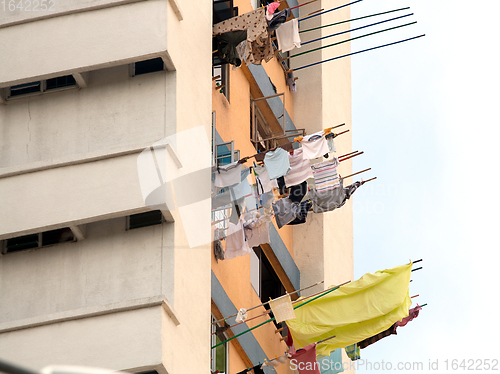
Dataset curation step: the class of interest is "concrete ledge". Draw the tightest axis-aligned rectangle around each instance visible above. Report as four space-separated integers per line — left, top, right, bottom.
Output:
0 295 180 334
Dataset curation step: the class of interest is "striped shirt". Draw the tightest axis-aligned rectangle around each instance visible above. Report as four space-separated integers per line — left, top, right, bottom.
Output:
284 148 313 187
311 158 340 192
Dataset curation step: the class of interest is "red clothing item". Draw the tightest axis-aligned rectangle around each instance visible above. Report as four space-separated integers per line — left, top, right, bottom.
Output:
396 305 422 327
289 343 321 374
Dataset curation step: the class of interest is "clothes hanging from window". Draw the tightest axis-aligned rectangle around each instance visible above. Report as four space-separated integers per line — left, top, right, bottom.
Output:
213 8 267 43
327 136 336 153
311 158 340 192
301 131 329 160
287 200 313 225
235 307 248 323
289 181 308 203
284 148 313 188
264 147 291 180
266 1 280 20
216 30 247 67
357 323 398 349
272 197 298 229
244 212 271 248
309 182 345 213
396 305 422 327
344 344 360 361
286 263 412 356
277 176 288 195
267 8 292 31
215 162 242 187
286 71 297 92
276 18 301 52
214 238 225 262
317 349 344 374
230 167 252 199
225 218 251 259
269 294 296 322
288 343 321 374
236 33 274 66
254 164 278 194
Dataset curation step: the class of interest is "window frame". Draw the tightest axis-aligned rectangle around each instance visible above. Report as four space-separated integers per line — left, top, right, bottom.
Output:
7 75 78 100
211 314 229 374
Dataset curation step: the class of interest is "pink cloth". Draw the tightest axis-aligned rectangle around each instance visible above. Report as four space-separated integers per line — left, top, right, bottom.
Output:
396 305 422 327
289 343 320 374
267 2 280 17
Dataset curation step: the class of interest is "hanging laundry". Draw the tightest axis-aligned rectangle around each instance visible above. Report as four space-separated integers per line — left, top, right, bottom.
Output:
235 308 248 323
286 263 413 356
284 148 313 188
326 135 336 153
216 30 247 67
214 238 225 262
287 200 313 225
357 323 397 349
272 197 299 229
276 18 301 52
265 1 280 21
213 8 267 43
288 343 321 374
269 294 296 322
254 164 278 194
344 344 360 361
301 131 330 160
277 176 288 195
267 8 292 31
244 212 271 248
230 167 253 199
264 147 291 179
236 33 274 66
286 71 297 92
289 181 308 203
396 305 422 327
317 349 344 374
214 161 242 187
225 218 252 259
309 179 363 213
311 158 340 192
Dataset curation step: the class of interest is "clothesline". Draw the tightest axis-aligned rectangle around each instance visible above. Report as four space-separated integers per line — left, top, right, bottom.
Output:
286 34 425 73
299 7 410 34
299 0 364 23
279 21 417 62
211 280 324 325
211 280 351 349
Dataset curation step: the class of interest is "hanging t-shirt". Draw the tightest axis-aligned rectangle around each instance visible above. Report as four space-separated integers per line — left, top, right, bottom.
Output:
254 164 278 194
301 131 329 160
284 148 313 188
309 180 346 214
311 158 340 192
225 219 251 259
244 216 271 248
214 162 242 187
272 197 298 229
264 148 291 180
289 343 321 374
269 294 296 322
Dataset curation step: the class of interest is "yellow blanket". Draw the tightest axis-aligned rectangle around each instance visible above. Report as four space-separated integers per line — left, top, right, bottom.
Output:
287 263 412 356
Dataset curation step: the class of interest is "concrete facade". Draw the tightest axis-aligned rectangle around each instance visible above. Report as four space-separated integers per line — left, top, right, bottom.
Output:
1 1 354 374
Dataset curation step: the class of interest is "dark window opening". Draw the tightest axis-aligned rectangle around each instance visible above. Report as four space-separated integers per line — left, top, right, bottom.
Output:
134 58 165 76
46 75 76 90
10 81 41 97
3 227 75 254
128 210 163 230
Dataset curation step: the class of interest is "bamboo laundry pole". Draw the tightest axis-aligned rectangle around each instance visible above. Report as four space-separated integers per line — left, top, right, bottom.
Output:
212 280 324 325
362 176 377 184
287 34 425 73
279 21 417 62
301 13 414 46
411 267 422 272
299 7 410 34
299 0 364 23
211 280 351 349
341 168 371 180
339 151 364 162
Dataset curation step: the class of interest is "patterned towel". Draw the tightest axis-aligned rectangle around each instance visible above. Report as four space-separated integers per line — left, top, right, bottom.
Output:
311 158 340 192
269 294 296 322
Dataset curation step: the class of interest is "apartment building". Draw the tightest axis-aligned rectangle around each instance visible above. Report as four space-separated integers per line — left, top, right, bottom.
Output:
1 0 353 373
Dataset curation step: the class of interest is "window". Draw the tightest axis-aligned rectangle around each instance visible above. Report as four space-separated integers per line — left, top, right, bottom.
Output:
127 210 164 230
216 141 239 166
2 228 75 254
133 58 165 76
8 74 77 99
46 75 76 90
211 315 229 374
213 64 229 100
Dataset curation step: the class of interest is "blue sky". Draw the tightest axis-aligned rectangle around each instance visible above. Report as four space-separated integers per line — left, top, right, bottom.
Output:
351 0 500 372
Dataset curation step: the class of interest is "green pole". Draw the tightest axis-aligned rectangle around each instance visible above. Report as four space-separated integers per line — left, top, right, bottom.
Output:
289 21 417 60
300 7 410 34
211 282 349 349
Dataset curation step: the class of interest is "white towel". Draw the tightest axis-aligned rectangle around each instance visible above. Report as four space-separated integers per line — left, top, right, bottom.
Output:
276 19 301 53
